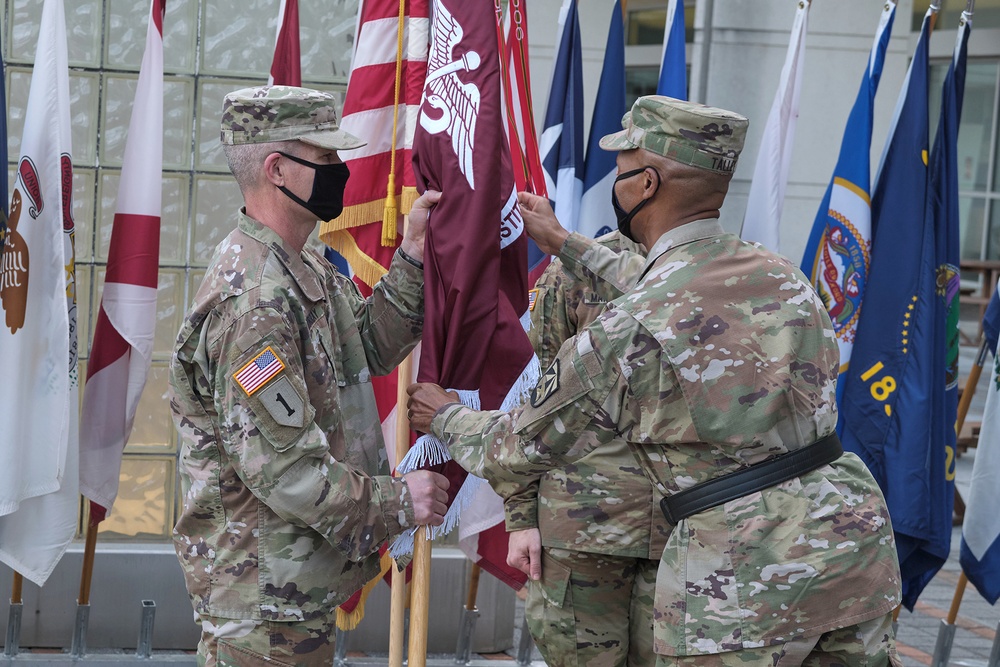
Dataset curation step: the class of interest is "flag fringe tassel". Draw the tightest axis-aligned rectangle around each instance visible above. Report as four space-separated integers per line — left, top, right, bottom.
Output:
319 188 420 236
388 349 539 560
335 550 394 631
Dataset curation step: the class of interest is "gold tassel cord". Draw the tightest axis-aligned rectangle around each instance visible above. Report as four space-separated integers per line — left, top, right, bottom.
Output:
382 0 407 247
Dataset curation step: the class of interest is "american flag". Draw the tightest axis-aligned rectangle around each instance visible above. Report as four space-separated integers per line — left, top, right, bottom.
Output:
234 348 284 396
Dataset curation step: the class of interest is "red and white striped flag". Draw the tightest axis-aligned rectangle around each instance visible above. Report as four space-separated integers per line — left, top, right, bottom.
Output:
320 0 429 471
319 0 430 629
0 0 78 586
79 0 164 523
498 0 546 199
268 0 300 86
319 0 429 289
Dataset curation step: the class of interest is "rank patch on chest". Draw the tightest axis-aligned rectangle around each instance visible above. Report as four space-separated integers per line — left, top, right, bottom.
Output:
528 288 539 312
233 346 285 396
531 359 560 407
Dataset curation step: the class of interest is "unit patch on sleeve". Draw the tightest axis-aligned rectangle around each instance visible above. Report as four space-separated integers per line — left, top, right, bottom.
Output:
530 359 560 407
233 346 285 396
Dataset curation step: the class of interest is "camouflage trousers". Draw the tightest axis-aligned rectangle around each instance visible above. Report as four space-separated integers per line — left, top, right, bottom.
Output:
656 612 902 666
196 614 336 667
525 547 659 667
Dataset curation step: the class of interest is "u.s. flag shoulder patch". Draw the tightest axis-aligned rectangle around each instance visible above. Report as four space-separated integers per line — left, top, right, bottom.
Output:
233 346 285 396
528 289 539 312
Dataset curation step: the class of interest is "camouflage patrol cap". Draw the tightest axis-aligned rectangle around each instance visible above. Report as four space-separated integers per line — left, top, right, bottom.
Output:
220 85 366 150
600 95 748 174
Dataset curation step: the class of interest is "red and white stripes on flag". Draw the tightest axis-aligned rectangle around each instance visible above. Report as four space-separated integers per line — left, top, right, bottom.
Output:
319 0 430 288
79 0 164 523
268 0 301 86
0 0 78 586
740 0 810 254
498 0 546 198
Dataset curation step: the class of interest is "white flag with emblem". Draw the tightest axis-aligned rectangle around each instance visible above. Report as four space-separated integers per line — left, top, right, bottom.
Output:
0 0 79 586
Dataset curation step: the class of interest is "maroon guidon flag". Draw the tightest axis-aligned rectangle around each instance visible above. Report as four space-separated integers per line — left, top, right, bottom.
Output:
391 0 536 590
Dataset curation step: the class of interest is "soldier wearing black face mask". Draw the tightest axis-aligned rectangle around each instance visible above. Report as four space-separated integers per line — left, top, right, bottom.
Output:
169 85 451 667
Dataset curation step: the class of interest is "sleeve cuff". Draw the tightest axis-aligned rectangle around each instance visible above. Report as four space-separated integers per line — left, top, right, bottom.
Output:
504 498 539 531
560 232 598 274
397 247 424 270
376 475 416 537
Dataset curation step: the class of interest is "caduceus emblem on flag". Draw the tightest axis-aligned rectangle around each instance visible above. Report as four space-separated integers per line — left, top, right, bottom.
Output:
419 2 481 189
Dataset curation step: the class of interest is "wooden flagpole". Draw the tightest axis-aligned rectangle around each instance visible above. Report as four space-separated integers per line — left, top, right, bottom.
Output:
944 336 991 624
10 573 22 606
78 510 100 606
408 526 432 667
389 213 415 667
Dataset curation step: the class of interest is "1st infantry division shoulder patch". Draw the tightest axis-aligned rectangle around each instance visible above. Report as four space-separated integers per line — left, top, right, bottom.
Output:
234 346 285 396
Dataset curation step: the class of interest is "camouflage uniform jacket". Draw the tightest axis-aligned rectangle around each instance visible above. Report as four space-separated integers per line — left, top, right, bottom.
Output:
432 219 902 656
503 231 669 558
169 211 421 622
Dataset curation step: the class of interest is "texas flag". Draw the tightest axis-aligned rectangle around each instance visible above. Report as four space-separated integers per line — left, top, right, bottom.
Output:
79 0 164 522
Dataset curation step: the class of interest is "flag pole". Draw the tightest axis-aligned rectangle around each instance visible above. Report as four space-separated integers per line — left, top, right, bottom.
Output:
929 336 989 667
390 351 414 667
454 563 482 662
70 509 99 658
408 525 432 667
4 573 23 657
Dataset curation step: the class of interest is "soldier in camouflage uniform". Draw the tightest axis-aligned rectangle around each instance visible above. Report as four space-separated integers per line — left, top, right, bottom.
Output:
500 229 663 667
169 86 450 667
409 96 903 666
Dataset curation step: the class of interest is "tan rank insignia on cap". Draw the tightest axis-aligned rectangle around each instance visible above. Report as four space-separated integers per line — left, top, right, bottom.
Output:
528 288 539 312
233 346 285 396
530 359 560 407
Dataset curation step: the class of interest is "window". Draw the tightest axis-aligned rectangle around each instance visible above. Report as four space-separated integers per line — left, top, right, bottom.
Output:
624 2 694 107
3 0 357 540
929 60 1000 264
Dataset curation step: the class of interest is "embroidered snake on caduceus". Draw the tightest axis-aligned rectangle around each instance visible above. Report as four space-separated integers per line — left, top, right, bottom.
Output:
420 1 481 190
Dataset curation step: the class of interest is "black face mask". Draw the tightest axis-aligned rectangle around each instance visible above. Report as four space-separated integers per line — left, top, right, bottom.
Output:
275 151 351 221
611 166 659 243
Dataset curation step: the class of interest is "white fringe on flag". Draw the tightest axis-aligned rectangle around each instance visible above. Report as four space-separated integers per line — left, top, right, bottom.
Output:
389 314 540 558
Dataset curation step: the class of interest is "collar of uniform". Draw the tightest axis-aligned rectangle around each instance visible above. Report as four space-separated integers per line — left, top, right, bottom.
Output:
637 218 725 282
237 210 325 302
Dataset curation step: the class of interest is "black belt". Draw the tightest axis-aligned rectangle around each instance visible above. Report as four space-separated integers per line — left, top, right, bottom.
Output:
659 433 843 525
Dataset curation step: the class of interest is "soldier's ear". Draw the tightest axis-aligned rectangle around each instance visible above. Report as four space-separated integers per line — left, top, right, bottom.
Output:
262 152 285 187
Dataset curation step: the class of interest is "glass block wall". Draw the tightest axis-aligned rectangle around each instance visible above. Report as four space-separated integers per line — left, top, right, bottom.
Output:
2 0 357 540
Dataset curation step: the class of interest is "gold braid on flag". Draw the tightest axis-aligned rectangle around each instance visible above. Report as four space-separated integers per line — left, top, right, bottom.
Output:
336 551 394 630
325 226 390 286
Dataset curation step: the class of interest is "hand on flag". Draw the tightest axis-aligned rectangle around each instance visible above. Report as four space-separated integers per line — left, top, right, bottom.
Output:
406 382 460 434
399 189 442 261
517 191 569 255
401 470 451 526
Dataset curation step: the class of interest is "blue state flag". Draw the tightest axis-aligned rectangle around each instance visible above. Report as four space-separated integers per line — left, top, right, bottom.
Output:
922 10 972 606
837 7 943 609
539 0 584 239
962 276 1000 605
657 0 686 99
578 0 625 239
800 1 896 396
